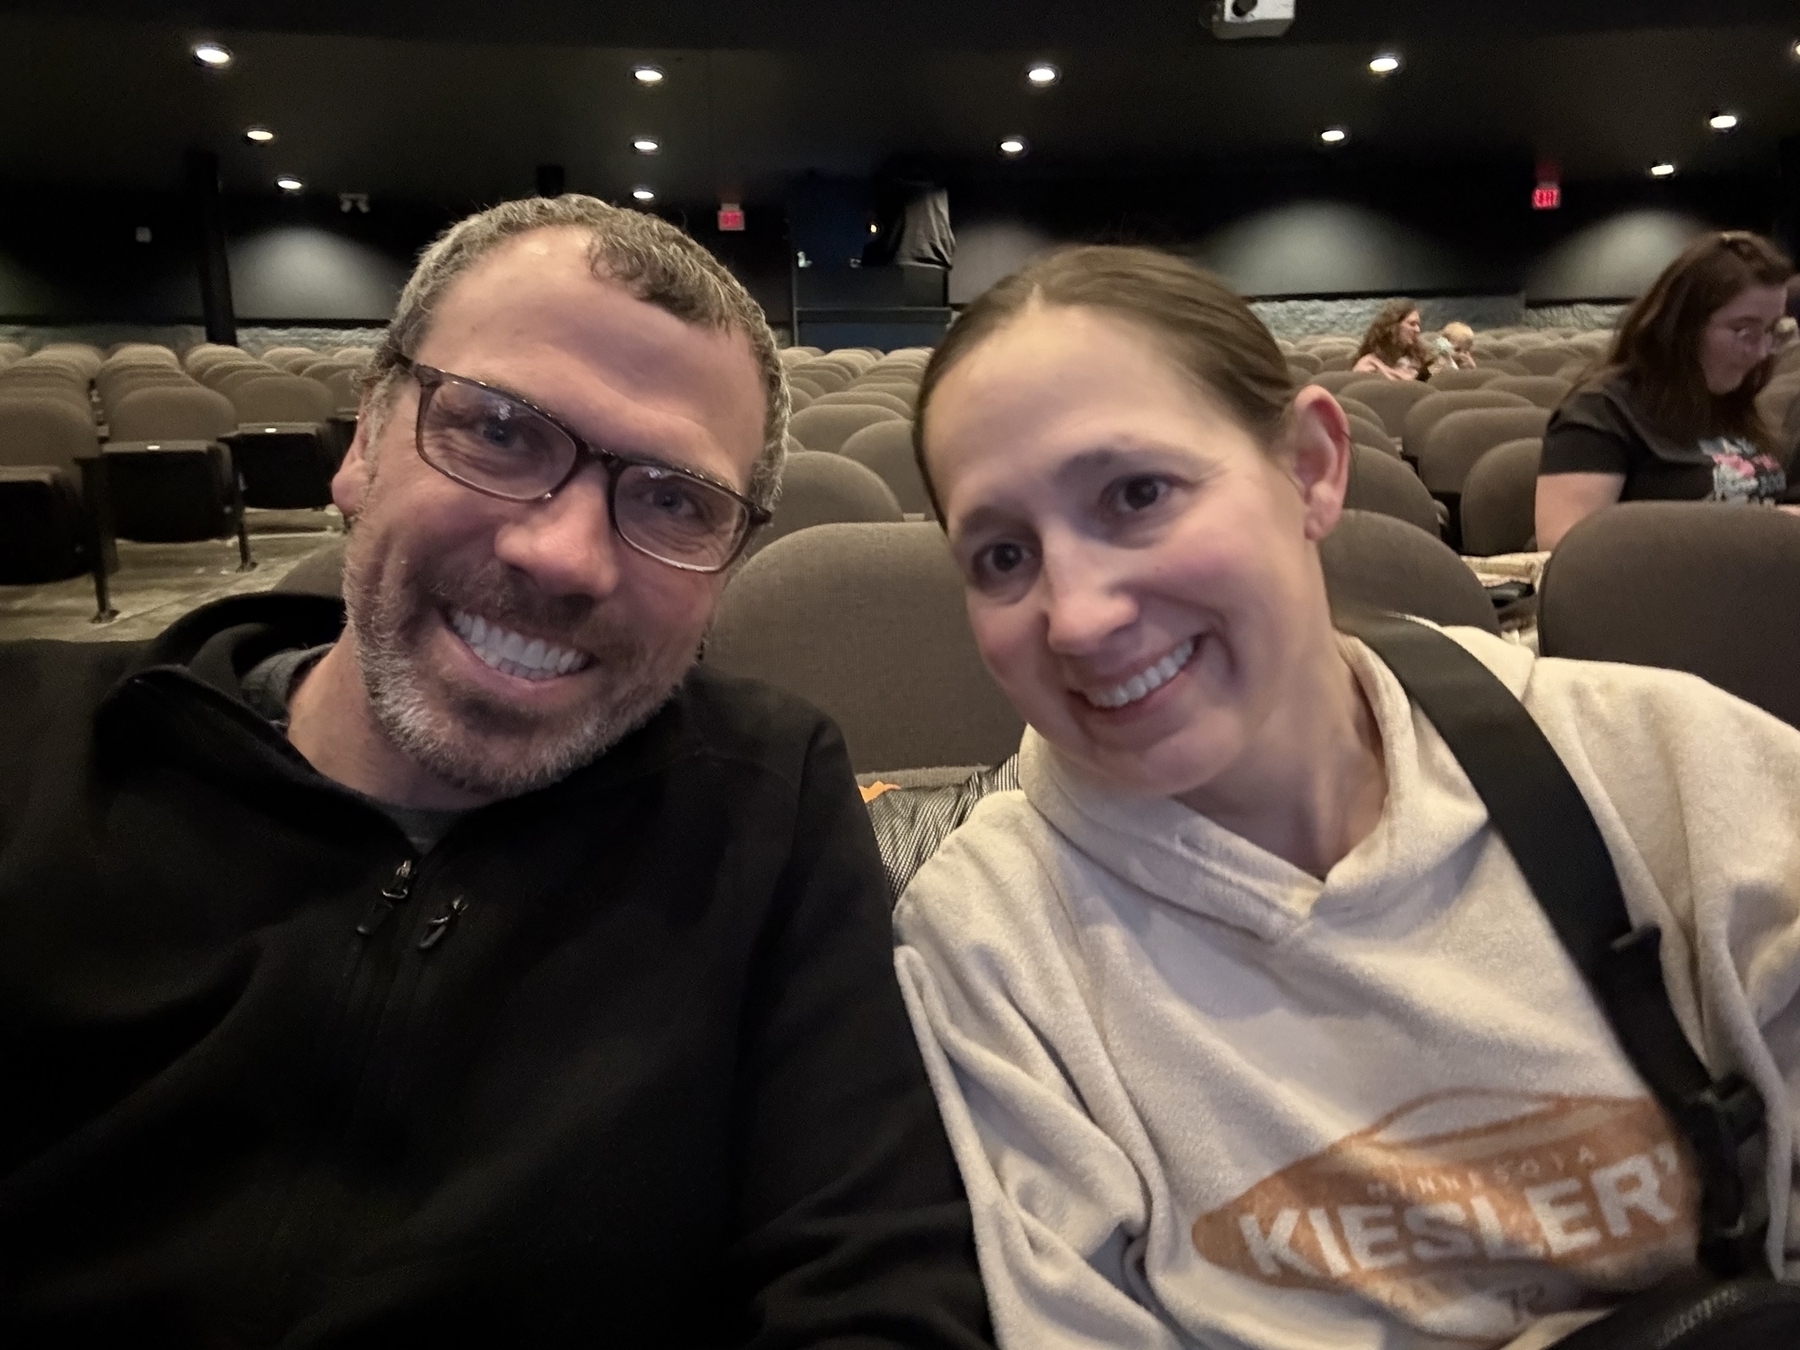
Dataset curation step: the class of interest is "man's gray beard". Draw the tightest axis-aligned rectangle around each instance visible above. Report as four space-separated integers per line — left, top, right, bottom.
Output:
341 538 693 800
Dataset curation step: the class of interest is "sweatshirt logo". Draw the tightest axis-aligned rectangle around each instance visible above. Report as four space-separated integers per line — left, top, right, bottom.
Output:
1191 1091 1697 1343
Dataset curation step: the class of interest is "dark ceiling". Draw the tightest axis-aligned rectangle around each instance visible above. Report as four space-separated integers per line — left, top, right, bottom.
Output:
0 2 1796 208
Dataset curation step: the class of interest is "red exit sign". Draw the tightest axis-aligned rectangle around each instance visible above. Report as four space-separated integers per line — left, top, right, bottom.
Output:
717 204 746 232
1533 183 1561 210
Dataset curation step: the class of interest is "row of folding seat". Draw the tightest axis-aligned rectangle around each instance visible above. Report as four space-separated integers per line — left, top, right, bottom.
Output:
1278 327 1612 381
1319 376 1554 552
0 339 365 610
780 337 1796 563
714 501 1798 771
772 347 1571 556
779 346 936 519
269 502 1798 776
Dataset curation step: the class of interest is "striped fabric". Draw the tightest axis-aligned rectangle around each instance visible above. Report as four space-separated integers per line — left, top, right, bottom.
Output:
863 756 1021 904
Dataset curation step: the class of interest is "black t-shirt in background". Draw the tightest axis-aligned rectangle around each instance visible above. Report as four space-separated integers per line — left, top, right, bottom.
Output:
1539 376 1788 505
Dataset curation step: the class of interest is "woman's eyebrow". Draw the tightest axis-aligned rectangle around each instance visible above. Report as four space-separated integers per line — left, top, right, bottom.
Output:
949 501 1016 542
1052 442 1202 487
950 442 1201 536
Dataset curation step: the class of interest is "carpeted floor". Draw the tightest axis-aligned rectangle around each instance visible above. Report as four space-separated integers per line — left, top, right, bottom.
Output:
0 509 345 644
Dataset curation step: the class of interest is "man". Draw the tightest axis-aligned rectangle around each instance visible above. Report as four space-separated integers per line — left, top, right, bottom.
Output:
0 196 991 1348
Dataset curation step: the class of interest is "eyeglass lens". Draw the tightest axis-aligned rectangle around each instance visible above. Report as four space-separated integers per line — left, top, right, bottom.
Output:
418 373 751 570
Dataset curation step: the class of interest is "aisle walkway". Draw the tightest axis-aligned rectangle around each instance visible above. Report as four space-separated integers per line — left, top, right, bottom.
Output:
0 510 342 643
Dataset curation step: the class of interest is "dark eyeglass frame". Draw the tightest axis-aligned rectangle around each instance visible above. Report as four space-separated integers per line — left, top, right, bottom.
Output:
397 355 770 573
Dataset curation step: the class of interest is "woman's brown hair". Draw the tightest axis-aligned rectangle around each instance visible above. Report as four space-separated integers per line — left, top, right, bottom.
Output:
1579 230 1793 456
1354 298 1426 367
912 245 1295 518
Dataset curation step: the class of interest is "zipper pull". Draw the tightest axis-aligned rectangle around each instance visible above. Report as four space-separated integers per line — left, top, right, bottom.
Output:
356 858 415 937
418 895 468 951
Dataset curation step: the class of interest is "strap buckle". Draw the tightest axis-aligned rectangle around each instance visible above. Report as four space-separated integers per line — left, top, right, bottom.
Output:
1681 1072 1766 1277
1604 927 1766 1278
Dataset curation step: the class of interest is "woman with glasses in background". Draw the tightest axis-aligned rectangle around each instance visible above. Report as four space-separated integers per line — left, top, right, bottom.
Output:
1536 231 1795 550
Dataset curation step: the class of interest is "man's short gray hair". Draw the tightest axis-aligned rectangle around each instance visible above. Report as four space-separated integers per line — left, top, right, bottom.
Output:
365 194 788 511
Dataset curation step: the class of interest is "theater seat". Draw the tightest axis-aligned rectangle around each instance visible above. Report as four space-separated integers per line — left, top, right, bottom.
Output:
1426 368 1501 391
746 451 902 557
790 363 851 394
1417 406 1552 548
840 420 934 515
0 395 102 581
1334 395 1385 432
1344 446 1441 538
109 385 238 442
1485 375 1573 410
1537 501 1800 729
810 389 913 418
706 522 1024 772
1459 439 1542 556
1345 414 1397 458
1516 346 1582 376
1338 378 1437 437
230 375 334 425
788 402 905 455
0 464 87 582
1321 509 1500 634
101 441 240 544
228 426 341 508
1400 389 1533 463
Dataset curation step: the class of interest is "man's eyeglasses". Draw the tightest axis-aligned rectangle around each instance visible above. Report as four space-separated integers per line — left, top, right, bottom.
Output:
399 357 769 574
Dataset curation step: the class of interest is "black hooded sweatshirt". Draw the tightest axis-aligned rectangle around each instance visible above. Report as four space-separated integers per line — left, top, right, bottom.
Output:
0 593 991 1349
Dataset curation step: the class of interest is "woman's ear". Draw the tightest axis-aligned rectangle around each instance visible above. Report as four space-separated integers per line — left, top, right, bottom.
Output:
1282 385 1353 542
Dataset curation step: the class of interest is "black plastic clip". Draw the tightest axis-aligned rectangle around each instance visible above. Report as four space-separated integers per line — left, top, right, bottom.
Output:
1684 1073 1767 1277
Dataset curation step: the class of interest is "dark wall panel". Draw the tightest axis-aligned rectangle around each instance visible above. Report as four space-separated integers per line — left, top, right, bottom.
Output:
946 165 1780 305
1523 208 1713 302
0 182 790 328
1191 203 1470 297
0 187 199 320
228 227 410 322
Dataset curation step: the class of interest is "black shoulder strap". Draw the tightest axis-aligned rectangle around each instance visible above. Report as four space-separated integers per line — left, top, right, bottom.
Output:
1342 615 1766 1277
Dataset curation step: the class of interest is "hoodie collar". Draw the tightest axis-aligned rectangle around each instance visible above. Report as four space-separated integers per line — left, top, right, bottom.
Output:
1019 634 1499 941
142 592 349 701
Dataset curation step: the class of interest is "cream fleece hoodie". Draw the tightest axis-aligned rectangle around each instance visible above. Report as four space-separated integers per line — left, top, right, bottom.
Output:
895 626 1800 1350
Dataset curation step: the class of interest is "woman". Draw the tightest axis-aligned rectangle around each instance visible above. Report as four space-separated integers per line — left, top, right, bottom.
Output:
893 245 1800 1350
1351 299 1429 380
1536 231 1793 550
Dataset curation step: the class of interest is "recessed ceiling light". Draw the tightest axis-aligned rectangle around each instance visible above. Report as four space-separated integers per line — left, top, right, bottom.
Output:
632 136 660 154
1369 53 1401 75
633 64 664 86
244 126 275 144
998 136 1029 157
632 186 656 202
1708 112 1739 131
1649 162 1677 178
191 41 233 68
1320 126 1349 144
275 175 303 193
1026 62 1061 87
1791 37 1800 60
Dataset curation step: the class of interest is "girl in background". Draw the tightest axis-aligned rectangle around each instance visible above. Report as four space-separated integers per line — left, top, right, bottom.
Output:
1536 231 1793 549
